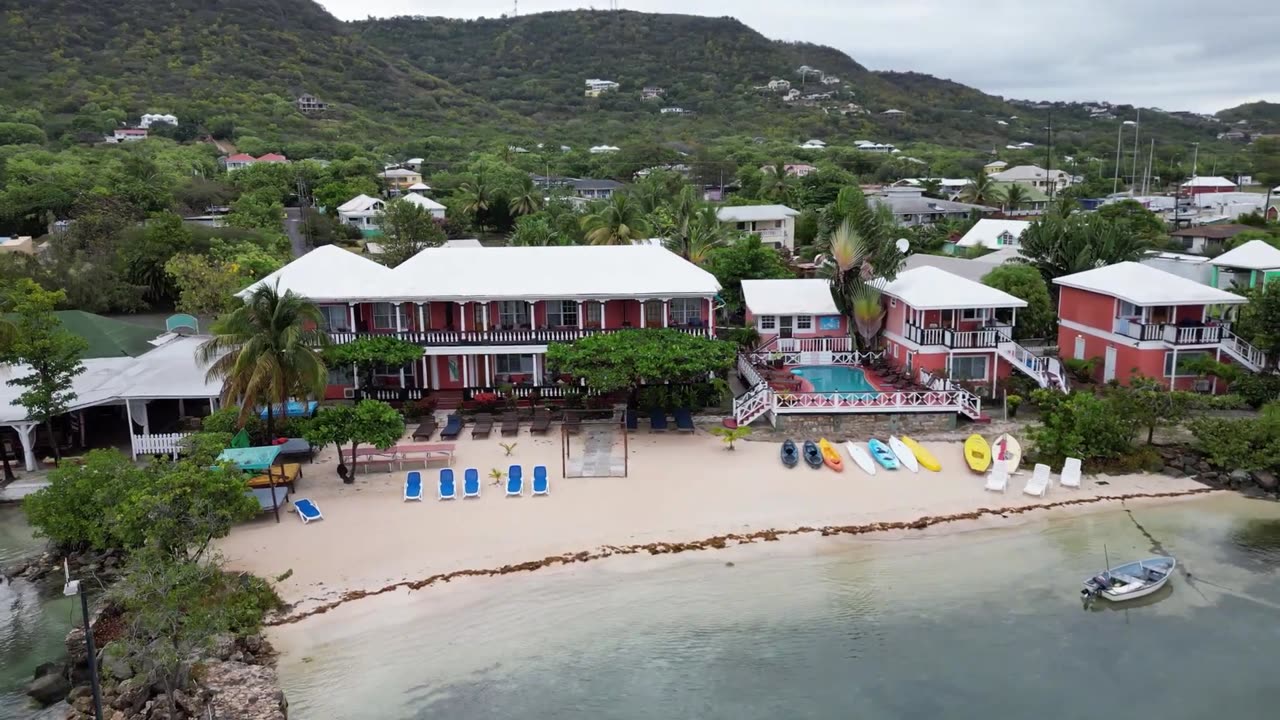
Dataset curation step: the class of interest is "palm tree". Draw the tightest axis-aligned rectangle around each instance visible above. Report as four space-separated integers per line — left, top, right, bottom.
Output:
1001 183 1028 212
199 282 330 439
456 173 494 229
820 189 908 351
581 194 650 245
762 160 795 203
960 168 1000 206
507 176 543 217
665 206 727 265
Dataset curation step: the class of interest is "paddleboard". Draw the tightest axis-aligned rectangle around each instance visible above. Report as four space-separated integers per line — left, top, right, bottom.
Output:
898 436 941 472
992 433 1022 474
844 442 877 476
888 435 919 473
964 434 992 473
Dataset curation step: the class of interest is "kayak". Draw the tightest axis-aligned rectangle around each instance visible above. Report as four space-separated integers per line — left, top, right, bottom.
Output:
898 436 941 472
818 438 844 472
992 433 1021 474
888 436 919 473
867 439 899 470
844 442 877 476
802 440 823 469
964 434 992 473
781 439 799 468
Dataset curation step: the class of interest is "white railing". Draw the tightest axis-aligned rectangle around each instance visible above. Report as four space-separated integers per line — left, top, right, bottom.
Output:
947 330 999 349
773 389 976 415
1220 330 1267 371
918 368 982 419
776 336 854 353
329 327 713 346
131 432 191 459
743 350 881 368
906 324 947 346
993 331 1068 392
733 382 775 426
1163 324 1225 345
737 354 766 388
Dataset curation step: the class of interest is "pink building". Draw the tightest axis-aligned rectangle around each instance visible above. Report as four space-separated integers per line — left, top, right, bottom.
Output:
1053 262 1260 390
742 279 850 352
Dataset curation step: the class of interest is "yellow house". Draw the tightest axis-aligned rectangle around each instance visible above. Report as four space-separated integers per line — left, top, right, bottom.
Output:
381 168 423 192
983 160 1008 176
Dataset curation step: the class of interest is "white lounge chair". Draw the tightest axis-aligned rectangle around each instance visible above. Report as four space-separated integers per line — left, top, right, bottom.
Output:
1060 458 1082 488
1024 464 1050 497
984 464 1007 493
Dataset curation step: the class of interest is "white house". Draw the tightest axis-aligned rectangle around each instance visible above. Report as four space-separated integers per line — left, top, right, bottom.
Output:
990 165 1073 192
139 113 177 128
337 195 385 233
953 219 1032 251
716 205 801 251
798 139 827 150
983 161 1008 175
400 193 447 219
584 79 620 97
854 140 897 153
589 145 621 154
768 79 792 91
112 128 148 142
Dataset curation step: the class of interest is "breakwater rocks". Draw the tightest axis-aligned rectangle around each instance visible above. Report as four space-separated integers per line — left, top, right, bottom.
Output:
1156 447 1280 498
268 487 1216 626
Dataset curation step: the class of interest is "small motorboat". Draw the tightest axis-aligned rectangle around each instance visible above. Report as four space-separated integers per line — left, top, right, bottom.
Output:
867 439 899 470
888 436 918 473
1081 556 1176 605
898 436 941 471
818 438 844 472
992 433 1022 474
780 439 799 468
964 434 991 473
802 440 823 469
844 442 877 476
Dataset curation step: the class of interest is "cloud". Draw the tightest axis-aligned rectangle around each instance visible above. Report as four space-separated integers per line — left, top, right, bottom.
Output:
319 0 1280 112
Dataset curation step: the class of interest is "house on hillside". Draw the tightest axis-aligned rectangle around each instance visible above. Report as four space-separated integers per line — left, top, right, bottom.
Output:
950 219 1032 253
139 113 177 128
0 236 35 255
221 153 289 172
1054 262 1260 390
337 195 385 235
762 164 817 178
983 161 1008 175
990 182 1050 213
296 94 327 113
768 79 792 91
112 128 148 142
1208 240 1280 289
798 139 827 150
381 168 423 192
584 79 620 97
881 109 906 120
989 165 1073 193
569 179 625 200
716 205 801 251
641 86 664 100
589 145 620 154
1168 224 1255 255
869 188 994 227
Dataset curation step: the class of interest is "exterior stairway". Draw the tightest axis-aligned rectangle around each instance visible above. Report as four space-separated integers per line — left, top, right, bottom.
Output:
995 333 1069 392
1219 330 1267 372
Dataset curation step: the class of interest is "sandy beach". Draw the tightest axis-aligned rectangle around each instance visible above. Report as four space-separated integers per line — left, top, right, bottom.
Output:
216 426 1212 619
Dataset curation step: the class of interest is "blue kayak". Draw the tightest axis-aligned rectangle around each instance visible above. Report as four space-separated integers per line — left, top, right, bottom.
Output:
867 439 899 470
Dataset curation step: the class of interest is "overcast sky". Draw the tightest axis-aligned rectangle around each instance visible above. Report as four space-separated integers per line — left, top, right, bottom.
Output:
318 0 1279 113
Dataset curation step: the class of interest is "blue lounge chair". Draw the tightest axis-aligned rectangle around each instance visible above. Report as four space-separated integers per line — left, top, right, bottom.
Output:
294 498 323 524
673 408 695 433
438 468 457 500
649 409 669 432
440 413 463 440
404 471 423 501
463 468 480 498
506 465 523 497
532 465 549 496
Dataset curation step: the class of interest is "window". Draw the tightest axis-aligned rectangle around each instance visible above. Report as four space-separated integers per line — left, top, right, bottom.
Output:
373 362 405 385
372 303 405 330
498 301 529 328
1164 350 1209 376
670 298 702 325
584 301 604 328
644 300 663 326
546 300 579 327
495 354 535 376
1116 300 1140 319
327 365 353 386
960 308 986 322
319 305 350 332
795 315 813 331
472 303 487 330
949 355 988 381
759 315 777 331
997 231 1018 246
889 297 897 308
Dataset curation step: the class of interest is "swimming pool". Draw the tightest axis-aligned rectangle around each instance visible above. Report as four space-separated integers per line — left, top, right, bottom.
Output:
789 366 879 394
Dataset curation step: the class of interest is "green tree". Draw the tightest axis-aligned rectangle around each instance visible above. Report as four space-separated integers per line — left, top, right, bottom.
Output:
115 459 259 562
374 198 446 266
704 235 794 312
918 178 944 199
981 264 1055 339
0 122 46 145
164 254 253 317
581 193 650 245
24 450 134 550
664 205 727 265
304 400 405 481
1116 375 1196 445
121 212 193 305
761 160 796 204
1001 182 1027 211
544 329 736 401
455 173 497 229
1096 199 1166 242
1233 281 1280 368
0 280 87 464
960 168 1001 206
507 175 544 216
225 192 283 232
1017 213 1149 284
1026 389 1139 465
822 189 906 350
199 283 330 439
323 336 425 390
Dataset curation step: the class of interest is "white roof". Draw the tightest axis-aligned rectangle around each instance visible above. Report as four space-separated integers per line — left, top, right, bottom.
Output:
877 266 1026 310
442 238 483 248
1209 240 1280 270
1053 262 1248 306
991 165 1067 182
387 245 718 300
337 194 382 214
405 158 424 164
240 245 393 302
955 219 1032 248
984 160 1008 168
716 205 800 222
400 194 446 211
741 279 840 315
407 182 431 191
382 168 419 178
1182 176 1237 188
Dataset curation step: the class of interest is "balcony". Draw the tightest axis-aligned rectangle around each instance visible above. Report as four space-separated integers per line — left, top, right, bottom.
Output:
1112 319 1229 345
328 326 713 347
904 323 1001 349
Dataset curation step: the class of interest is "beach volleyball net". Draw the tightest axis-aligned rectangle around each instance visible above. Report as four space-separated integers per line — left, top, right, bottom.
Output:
560 405 629 478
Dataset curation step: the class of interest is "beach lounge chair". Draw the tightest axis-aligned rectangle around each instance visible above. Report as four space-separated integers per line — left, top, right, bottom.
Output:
440 414 463 440
530 408 551 435
532 465 549 496
404 471 423 501
472 413 494 438
673 408 695 433
565 413 581 435
500 411 519 437
1024 464 1051 497
438 468 457 500
1060 457 1082 488
463 468 480 498
294 498 323 524
625 408 638 431
412 416 438 440
984 464 1007 493
649 409 669 432
506 465 523 497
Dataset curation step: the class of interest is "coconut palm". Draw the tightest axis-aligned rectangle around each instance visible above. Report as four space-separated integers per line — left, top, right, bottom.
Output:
199 282 330 439
581 193 650 245
455 173 495 228
1002 183 1029 212
960 168 1000 206
507 176 543 217
665 205 727 265
762 160 796 203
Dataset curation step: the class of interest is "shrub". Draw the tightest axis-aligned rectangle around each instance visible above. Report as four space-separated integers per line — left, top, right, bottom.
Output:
1189 402 1280 473
1026 389 1138 466
723 327 761 350
1229 373 1280 409
202 406 261 437
472 392 501 413
1062 357 1099 384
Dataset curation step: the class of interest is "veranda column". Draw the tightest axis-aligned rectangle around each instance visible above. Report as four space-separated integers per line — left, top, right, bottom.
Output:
662 299 669 328
348 303 357 333
417 302 426 332
485 355 492 386
13 422 38 471
482 302 490 332
639 300 646 329
528 301 536 330
707 297 715 335
395 305 406 385
532 354 541 387
577 300 584 330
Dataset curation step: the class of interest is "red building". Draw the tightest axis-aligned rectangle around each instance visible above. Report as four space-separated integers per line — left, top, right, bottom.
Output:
1179 175 1238 197
742 278 850 353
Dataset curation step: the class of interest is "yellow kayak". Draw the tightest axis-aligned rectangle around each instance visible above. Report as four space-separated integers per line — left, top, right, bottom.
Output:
898 436 941 472
818 438 844 472
965 434 992 473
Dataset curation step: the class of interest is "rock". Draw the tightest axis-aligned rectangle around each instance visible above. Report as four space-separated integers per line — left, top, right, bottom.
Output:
113 677 150 713
109 711 127 720
100 642 134 682
33 661 61 679
26 672 71 706
1254 470 1278 491
208 633 236 662
200 660 287 720
242 634 264 655
1229 469 1250 484
173 688 203 716
67 684 93 703
72 695 93 714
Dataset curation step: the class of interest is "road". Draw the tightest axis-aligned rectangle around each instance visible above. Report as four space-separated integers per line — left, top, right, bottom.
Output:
284 207 309 258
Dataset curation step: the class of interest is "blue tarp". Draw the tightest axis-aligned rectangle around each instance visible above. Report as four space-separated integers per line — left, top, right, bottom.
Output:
257 401 318 419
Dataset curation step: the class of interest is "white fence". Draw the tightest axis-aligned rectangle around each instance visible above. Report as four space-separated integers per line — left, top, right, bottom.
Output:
131 432 191 459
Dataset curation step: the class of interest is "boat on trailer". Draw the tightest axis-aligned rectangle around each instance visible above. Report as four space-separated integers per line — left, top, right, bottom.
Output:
1081 556 1176 605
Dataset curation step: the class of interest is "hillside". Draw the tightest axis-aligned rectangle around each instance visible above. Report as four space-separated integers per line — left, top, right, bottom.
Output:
1217 101 1280 133
0 0 515 144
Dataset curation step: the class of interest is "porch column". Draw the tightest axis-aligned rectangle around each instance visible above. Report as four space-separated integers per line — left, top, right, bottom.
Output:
457 302 467 332
348 303 357 333
482 302 490 332
662 299 669 328
533 354 542 387
485 354 492 386
577 300 584 330
462 355 470 388
600 301 608 330
208 396 218 411
707 298 715 335
528 301 536 329
395 307 406 385
126 401 137 459
177 399 186 418
640 301 646 329
1170 346 1178 390
991 350 998 396
417 302 426 331
11 422 38 471
1213 347 1221 393
1011 307 1017 329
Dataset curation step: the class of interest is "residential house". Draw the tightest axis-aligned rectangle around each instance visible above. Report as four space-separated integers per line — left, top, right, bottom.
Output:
222 153 289 172
660 107 688 115
742 279 848 351
881 109 906 119
901 250 1020 283
296 94 327 113
951 219 1032 253
589 145 620 154
381 168 423 192
763 164 817 178
256 153 288 165
1168 224 1255 255
240 245 720 399
768 79 792 91
1181 176 1238 196
820 75 841 85
112 128 148 142
400 193 447 219
854 140 897 153
838 103 868 116
1054 262 1261 390
983 161 1008 175
585 79 620 97
0 236 35 255
1140 251 1213 286
869 188 993 227
1208 240 1280 289
569 179 625 200
990 181 1050 213
716 205 801 251
798 139 827 150
893 177 973 198
139 113 177 128
406 182 432 194
337 194 386 234
989 164 1072 193
783 89 802 102
641 86 664 100
404 158 425 172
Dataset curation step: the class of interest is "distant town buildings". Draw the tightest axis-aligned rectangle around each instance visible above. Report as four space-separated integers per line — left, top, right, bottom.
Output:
585 79 620 97
139 113 177 128
221 153 290 171
295 94 327 113
641 86 664 101
588 145 620 154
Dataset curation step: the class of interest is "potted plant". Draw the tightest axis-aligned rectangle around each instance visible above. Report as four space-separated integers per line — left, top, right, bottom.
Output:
1006 394 1022 418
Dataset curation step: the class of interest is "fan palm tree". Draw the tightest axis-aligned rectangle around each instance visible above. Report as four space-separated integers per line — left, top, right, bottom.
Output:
507 176 543 217
820 190 908 351
198 282 330 439
581 194 650 245
960 168 1000 206
1001 182 1028 212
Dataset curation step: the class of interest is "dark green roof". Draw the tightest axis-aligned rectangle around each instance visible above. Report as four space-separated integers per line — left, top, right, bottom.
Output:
51 311 160 359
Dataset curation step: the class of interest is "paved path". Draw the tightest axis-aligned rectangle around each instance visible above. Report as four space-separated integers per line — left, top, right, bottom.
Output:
284 207 308 258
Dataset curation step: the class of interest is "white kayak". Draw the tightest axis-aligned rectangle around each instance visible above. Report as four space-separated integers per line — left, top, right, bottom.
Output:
845 442 877 476
888 435 919 473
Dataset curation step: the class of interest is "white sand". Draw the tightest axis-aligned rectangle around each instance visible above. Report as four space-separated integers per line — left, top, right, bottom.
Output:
215 428 1210 618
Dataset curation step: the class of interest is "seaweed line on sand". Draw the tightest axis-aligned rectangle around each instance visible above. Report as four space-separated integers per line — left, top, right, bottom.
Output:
266 488 1215 626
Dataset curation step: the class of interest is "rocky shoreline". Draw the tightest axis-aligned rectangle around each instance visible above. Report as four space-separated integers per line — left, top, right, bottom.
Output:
1155 447 1279 498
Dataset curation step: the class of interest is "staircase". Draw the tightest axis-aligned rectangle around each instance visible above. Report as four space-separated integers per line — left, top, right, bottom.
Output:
996 334 1069 392
1219 330 1267 372
732 382 775 427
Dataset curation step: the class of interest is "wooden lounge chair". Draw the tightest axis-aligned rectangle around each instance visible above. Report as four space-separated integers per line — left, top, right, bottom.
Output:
472 413 494 438
530 408 551 435
412 415 438 440
500 411 519 437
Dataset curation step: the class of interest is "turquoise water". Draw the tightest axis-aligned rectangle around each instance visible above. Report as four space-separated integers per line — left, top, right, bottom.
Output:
276 496 1280 719
790 365 878 393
